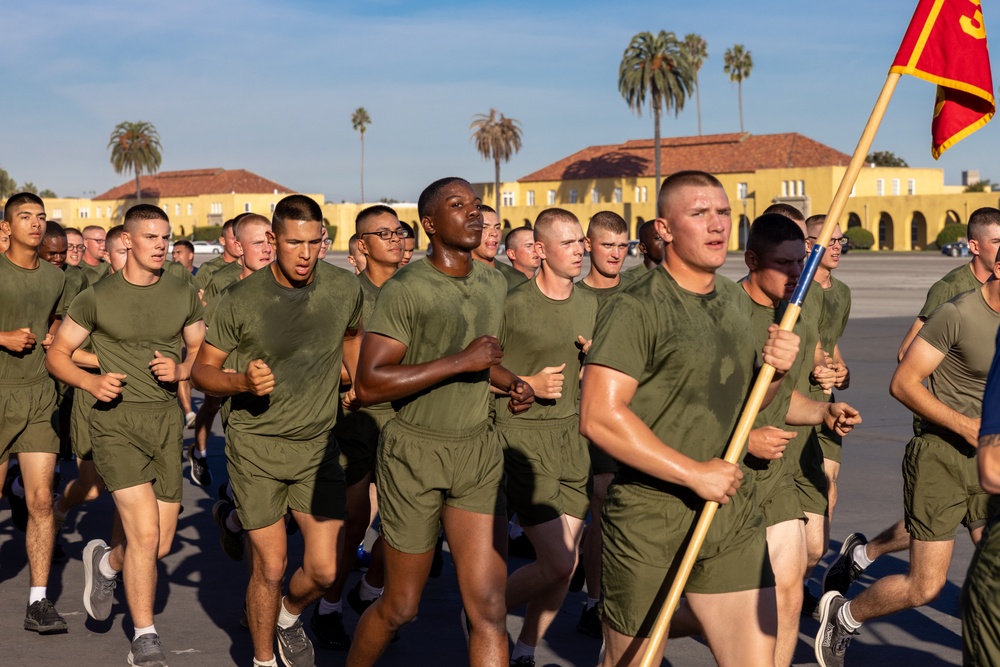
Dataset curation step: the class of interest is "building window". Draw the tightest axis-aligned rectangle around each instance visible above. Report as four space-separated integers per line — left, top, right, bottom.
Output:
547 190 556 205
244 202 252 213
908 179 916 195
876 179 884 196
635 186 641 202
187 203 193 215
781 181 789 197
211 202 222 215
737 182 748 200
106 207 111 218
502 191 515 207
162 205 168 214
270 202 276 213
613 187 622 204
569 189 578 204
527 190 535 207
591 188 600 204
797 180 805 196
79 208 89 219
95 207 102 219
175 204 180 216
52 208 62 220
892 178 900 196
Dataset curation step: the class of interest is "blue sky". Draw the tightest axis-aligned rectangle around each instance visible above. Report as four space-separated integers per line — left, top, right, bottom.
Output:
3 0 1000 202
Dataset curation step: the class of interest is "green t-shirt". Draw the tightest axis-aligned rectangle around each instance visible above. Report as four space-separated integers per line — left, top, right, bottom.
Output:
202 260 242 303
194 255 233 291
818 275 851 354
585 267 756 491
919 262 982 319
80 260 109 285
917 287 1000 429
0 254 68 382
68 270 203 402
365 257 507 432
207 262 363 441
495 260 529 291
621 262 651 282
61 265 89 315
162 260 197 288
789 284 826 451
497 279 598 421
576 271 636 305
358 270 382 327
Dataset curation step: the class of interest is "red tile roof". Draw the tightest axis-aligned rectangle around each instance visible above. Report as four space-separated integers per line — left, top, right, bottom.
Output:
94 168 295 200
517 133 851 182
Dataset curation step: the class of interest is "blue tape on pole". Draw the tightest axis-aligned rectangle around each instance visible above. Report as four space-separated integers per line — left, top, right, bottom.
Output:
790 244 826 307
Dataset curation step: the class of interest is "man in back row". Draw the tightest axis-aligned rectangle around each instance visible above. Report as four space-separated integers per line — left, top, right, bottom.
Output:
473 204 529 290
504 226 539 281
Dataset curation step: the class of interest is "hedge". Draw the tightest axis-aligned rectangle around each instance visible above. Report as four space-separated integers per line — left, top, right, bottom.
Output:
935 224 966 249
844 226 874 250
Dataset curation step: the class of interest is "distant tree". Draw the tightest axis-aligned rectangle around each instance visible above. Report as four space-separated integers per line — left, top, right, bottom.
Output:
351 107 371 203
935 223 967 247
108 121 162 204
965 179 994 193
844 226 874 250
866 151 909 167
723 44 753 133
682 33 708 136
619 30 694 193
20 182 38 195
39 189 58 198
470 108 523 222
0 167 17 199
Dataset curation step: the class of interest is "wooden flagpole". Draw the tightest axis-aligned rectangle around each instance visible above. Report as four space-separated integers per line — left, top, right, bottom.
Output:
638 72 901 667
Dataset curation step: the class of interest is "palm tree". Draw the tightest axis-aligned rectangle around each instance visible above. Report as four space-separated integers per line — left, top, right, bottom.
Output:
108 121 162 203
351 107 371 203
470 109 523 222
723 44 753 133
682 33 708 136
619 31 694 194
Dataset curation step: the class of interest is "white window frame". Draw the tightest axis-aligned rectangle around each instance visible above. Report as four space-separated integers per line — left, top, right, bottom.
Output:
547 190 556 205
907 179 916 196
876 178 885 196
892 178 900 196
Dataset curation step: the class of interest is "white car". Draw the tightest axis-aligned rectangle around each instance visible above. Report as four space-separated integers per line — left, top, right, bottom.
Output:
192 241 223 255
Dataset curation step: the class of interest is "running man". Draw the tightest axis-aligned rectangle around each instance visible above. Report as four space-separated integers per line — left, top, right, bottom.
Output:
474 204 529 290
504 226 540 281
348 233 367 275
194 217 241 291
79 224 108 284
620 219 665 280
47 204 205 666
192 195 363 667
347 177 534 667
64 228 84 268
399 222 416 266
171 240 196 275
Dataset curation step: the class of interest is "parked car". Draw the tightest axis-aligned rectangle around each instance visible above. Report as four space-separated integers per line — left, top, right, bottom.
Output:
940 240 970 257
192 241 223 255
627 240 640 256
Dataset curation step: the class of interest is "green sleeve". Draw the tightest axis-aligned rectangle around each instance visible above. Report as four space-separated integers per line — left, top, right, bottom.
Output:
365 279 414 347
917 301 961 356
920 281 959 319
184 285 205 328
66 286 97 333
205 293 239 353
585 293 651 381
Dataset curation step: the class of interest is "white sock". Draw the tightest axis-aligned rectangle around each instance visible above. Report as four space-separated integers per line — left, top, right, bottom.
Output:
509 523 524 539
359 576 383 601
253 658 278 667
134 624 156 640
511 640 535 660
838 601 862 630
225 511 242 533
317 598 342 615
29 586 46 604
853 543 874 569
276 598 299 629
586 597 599 611
192 448 206 460
99 551 119 579
11 477 25 498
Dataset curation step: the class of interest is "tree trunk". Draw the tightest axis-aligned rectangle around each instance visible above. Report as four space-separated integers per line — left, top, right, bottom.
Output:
135 170 142 204
360 132 365 203
738 80 744 133
696 73 702 136
494 157 501 224
654 104 662 196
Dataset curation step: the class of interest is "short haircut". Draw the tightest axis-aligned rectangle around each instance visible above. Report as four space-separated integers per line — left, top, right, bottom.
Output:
64 227 83 237
746 213 805 258
123 204 169 233
762 202 805 224
400 221 415 239
968 207 1000 241
106 224 126 247
82 225 105 235
534 208 579 242
480 203 497 215
418 177 468 219
44 221 66 241
804 214 827 238
657 170 724 218
348 234 362 252
506 226 534 247
356 204 399 233
637 220 658 245
588 211 628 237
3 192 44 221
272 195 322 235
233 213 270 238
222 217 238 234
173 239 194 253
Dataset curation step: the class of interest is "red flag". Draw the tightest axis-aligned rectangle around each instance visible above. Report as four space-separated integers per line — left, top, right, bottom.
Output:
890 0 995 158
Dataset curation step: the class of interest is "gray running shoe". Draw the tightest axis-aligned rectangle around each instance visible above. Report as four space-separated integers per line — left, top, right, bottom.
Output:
276 618 315 667
814 592 858 667
128 632 168 667
82 539 117 621
24 598 68 634
823 532 869 595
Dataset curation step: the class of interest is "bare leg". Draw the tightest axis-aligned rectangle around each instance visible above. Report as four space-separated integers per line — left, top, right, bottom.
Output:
848 538 953 623
285 510 344 615
767 519 808 667
177 380 193 416
688 588 778 667
804 511 829 572
245 519 287 663
823 459 840 520
193 395 220 457
20 452 57 588
56 458 105 514
110 483 162 628
865 519 911 561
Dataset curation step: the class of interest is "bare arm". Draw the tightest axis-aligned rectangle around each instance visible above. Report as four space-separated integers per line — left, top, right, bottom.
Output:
190 343 271 397
890 336 979 447
785 390 862 435
149 321 206 383
760 325 802 408
897 317 925 363
46 317 126 402
978 433 1000 493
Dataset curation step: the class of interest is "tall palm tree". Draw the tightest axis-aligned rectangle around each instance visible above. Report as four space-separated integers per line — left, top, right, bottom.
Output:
352 107 371 203
470 109 523 222
682 33 708 136
619 31 694 194
108 121 162 204
723 44 753 133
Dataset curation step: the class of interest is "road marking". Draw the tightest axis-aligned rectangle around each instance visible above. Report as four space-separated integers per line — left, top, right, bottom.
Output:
171 649 201 654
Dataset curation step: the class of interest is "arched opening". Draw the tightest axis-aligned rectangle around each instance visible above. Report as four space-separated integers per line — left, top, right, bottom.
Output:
878 212 894 250
409 221 420 249
738 215 751 249
522 218 532 228
847 212 862 229
910 212 928 250
503 219 511 230
634 216 645 240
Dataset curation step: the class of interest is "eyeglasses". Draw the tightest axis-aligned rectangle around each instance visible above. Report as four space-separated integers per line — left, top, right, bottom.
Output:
84 237 106 245
807 236 848 248
67 244 86 252
361 228 411 241
322 239 333 247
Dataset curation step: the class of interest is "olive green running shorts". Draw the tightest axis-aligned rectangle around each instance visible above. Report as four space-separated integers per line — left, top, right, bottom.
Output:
601 480 773 638
226 429 346 530
963 516 1000 666
748 456 805 527
89 399 183 502
497 415 590 527
817 424 843 463
376 418 504 554
0 377 61 464
70 386 99 461
333 405 395 487
790 428 829 517
903 434 996 541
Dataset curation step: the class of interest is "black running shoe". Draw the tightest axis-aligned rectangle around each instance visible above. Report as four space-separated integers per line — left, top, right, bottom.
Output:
814 592 857 667
24 598 68 634
511 656 536 667
823 532 869 596
347 580 379 616
801 585 822 619
212 500 244 562
569 557 586 593
310 603 351 650
187 444 212 487
576 602 602 638
4 475 28 532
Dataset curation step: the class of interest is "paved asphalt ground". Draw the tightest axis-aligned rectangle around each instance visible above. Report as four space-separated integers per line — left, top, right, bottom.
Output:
0 250 980 666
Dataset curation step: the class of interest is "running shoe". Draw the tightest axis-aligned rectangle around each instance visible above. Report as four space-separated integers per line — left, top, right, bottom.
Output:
276 618 315 667
187 444 212 487
24 598 67 634
82 539 117 621
128 632 168 667
212 500 244 562
815 592 857 667
309 603 351 651
823 533 869 596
